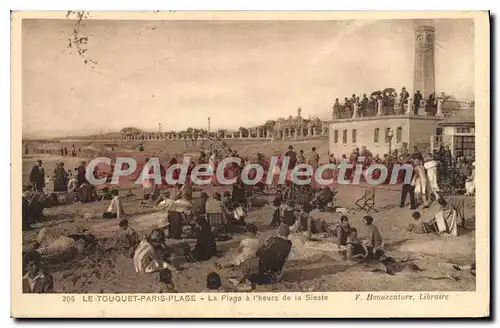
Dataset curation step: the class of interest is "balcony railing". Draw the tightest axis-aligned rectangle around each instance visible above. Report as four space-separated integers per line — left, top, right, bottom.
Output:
332 98 445 120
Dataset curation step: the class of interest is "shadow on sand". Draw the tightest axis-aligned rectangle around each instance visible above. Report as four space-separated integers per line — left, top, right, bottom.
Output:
282 263 348 283
384 238 412 251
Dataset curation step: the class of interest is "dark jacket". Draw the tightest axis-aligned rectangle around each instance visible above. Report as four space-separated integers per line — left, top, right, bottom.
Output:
414 93 423 105
29 166 45 189
77 165 87 187
282 209 297 227
192 197 208 217
53 167 68 192
256 236 292 276
22 272 54 293
191 219 217 261
284 151 297 170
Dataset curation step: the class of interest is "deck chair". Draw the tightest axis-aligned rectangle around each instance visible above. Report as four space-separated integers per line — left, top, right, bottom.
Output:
355 188 378 213
447 196 466 227
294 186 313 206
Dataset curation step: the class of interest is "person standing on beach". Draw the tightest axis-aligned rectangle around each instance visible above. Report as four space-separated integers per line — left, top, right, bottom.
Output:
400 160 417 209
308 147 320 172
52 162 69 192
29 160 45 192
76 161 87 188
284 145 297 170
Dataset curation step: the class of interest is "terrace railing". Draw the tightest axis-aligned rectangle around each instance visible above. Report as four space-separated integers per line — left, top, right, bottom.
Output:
332 98 445 120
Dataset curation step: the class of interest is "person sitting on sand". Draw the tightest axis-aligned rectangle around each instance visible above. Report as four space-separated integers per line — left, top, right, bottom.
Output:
217 223 260 271
133 229 178 292
281 199 298 228
304 204 336 238
76 181 98 203
220 225 261 291
252 224 292 284
333 215 351 248
103 189 125 220
316 186 334 210
433 197 459 236
345 228 368 261
184 216 218 263
205 192 231 240
297 202 314 232
362 215 384 259
115 219 139 258
407 211 435 234
270 196 283 227
23 251 54 293
231 179 247 208
33 227 76 256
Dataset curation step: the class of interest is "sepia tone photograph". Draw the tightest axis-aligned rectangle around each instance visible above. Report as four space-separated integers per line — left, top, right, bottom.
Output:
11 10 489 318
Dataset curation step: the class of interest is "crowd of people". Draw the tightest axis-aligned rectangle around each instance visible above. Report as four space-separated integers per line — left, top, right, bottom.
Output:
25 144 96 157
22 139 475 293
332 86 441 119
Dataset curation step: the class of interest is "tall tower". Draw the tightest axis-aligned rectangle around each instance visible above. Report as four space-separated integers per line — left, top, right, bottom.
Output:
413 22 435 99
207 117 211 133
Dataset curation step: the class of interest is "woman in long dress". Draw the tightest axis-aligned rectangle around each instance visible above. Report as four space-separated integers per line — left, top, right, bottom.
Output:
412 159 428 206
424 155 441 200
465 162 476 196
52 163 68 192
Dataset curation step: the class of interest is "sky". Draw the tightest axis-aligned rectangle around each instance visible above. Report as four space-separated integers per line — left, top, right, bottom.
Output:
22 18 474 138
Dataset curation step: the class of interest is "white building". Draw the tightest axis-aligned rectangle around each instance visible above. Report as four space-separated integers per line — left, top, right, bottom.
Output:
328 113 442 157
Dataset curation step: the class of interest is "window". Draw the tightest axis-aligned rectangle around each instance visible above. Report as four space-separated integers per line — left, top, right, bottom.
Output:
352 129 357 144
374 128 379 143
454 136 475 158
342 130 347 144
396 127 402 143
334 130 339 143
456 127 473 134
385 128 390 143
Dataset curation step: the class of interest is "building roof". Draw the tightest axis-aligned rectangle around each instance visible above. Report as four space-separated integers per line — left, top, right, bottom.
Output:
439 115 475 126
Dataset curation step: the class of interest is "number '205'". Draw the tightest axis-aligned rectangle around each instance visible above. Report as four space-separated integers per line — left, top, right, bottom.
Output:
62 296 75 303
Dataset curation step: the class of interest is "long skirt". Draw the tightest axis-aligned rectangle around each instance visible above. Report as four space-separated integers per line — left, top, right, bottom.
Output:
168 212 184 239
240 257 260 278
